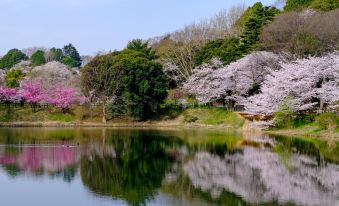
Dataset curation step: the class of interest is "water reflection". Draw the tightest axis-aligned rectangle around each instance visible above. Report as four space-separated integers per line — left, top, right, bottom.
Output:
0 128 337 206
0 145 78 181
81 135 178 206
180 149 339 206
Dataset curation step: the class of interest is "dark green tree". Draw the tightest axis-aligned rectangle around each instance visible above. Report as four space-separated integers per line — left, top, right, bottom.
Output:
61 56 79 68
82 41 168 120
116 49 168 120
239 3 279 53
49 47 64 61
62 43 82 67
126 39 156 60
235 1 265 32
81 52 124 123
31 50 46 66
193 3 278 67
0 49 28 69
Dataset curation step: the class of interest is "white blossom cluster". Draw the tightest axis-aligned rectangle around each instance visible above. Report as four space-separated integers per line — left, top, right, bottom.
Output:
184 51 339 115
245 53 339 115
29 61 80 89
184 51 283 108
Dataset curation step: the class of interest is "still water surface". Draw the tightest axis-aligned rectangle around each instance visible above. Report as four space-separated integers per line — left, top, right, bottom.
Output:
0 128 338 206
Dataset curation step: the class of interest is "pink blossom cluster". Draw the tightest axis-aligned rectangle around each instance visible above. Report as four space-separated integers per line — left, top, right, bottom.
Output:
0 78 82 111
0 87 20 103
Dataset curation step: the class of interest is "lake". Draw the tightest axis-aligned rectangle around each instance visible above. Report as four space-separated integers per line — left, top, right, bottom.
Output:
0 128 338 206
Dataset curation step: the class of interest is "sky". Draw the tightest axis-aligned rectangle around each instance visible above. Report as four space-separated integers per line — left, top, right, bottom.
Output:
0 0 276 56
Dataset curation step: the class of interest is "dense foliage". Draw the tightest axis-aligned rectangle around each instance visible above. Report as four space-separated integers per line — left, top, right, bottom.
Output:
62 44 82 67
190 3 278 67
82 40 168 121
284 0 339 11
0 49 28 69
31 50 46 66
239 3 279 53
284 0 314 11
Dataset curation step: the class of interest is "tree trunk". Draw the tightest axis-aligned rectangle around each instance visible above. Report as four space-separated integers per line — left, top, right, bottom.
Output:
6 103 11 114
319 99 324 113
102 102 107 123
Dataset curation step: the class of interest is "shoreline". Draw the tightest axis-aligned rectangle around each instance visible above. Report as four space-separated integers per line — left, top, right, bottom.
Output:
263 129 339 140
0 121 236 130
0 121 338 141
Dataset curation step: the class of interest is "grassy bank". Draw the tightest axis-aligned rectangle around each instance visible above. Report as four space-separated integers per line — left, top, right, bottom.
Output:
265 113 339 140
1 105 337 141
265 124 339 140
0 106 244 129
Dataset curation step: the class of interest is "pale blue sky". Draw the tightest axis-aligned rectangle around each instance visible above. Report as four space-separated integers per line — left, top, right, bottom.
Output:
0 0 275 55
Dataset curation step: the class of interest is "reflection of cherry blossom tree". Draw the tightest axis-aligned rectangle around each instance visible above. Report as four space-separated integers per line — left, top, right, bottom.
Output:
183 149 339 206
0 146 78 173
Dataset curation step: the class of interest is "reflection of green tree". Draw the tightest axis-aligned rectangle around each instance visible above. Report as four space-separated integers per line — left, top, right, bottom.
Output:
3 164 21 177
273 135 339 163
50 164 78 183
80 134 180 206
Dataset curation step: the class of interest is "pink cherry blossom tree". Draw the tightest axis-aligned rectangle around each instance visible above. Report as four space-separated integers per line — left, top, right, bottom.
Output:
47 85 78 113
21 79 45 112
0 87 20 114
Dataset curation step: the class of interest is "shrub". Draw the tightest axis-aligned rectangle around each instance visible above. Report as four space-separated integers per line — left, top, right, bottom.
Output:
289 32 321 57
316 112 338 130
5 69 26 88
273 99 295 128
184 115 199 123
293 114 316 128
